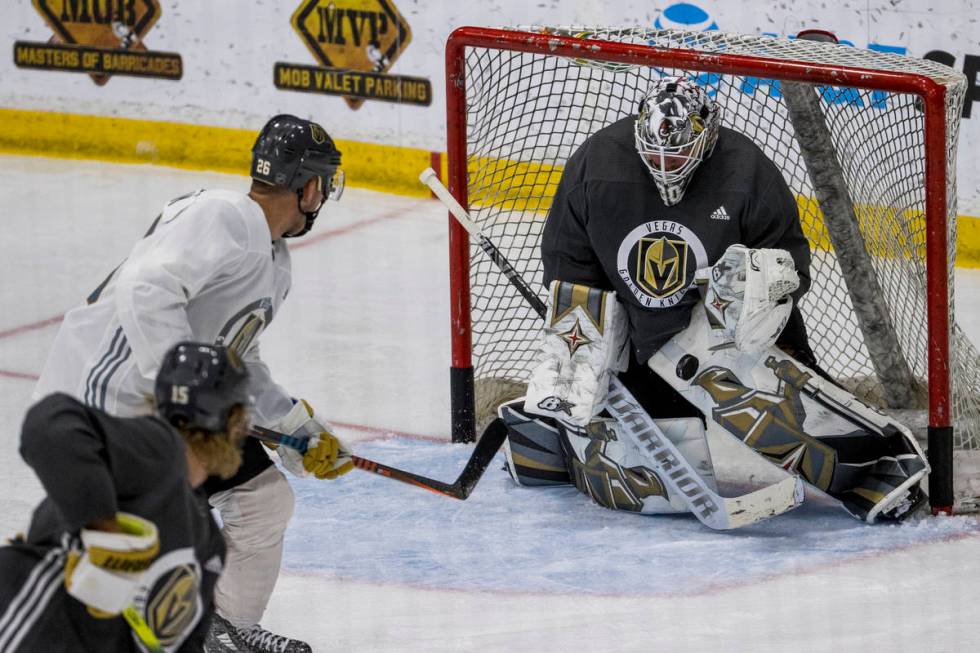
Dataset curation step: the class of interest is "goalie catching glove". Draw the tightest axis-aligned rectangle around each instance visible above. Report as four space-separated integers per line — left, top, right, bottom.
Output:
274 399 354 479
64 512 159 617
702 244 800 353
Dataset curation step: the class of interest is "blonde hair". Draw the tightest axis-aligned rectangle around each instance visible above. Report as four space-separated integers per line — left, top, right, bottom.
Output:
180 405 250 480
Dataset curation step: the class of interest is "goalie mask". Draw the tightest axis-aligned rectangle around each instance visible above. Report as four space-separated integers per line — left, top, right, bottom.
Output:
634 77 721 206
251 114 344 237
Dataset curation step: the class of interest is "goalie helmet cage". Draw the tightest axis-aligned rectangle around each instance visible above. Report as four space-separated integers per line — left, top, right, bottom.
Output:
442 26 974 513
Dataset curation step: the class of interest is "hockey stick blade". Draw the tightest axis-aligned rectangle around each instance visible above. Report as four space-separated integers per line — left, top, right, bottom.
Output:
250 421 507 500
421 167 805 529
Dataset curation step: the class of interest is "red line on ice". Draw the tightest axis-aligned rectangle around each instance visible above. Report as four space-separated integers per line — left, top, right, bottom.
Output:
1 197 441 436
0 369 39 381
0 198 425 339
0 314 64 340
287 200 428 250
331 420 445 443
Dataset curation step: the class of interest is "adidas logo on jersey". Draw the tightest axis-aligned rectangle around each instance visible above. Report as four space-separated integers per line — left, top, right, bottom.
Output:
709 206 730 221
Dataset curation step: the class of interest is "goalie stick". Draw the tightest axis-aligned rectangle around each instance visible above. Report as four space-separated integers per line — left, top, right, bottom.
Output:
250 421 507 500
420 167 805 529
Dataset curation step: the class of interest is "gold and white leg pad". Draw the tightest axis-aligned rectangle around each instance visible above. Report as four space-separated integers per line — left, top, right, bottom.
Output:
561 415 718 514
650 303 929 523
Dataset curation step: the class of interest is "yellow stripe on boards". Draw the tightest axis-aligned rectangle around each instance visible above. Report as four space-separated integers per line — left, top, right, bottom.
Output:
957 213 980 268
0 108 438 198
1 108 978 266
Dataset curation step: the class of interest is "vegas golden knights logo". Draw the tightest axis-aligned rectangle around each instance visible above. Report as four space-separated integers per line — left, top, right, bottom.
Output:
225 315 263 358
616 220 708 309
217 299 274 358
570 421 668 511
310 123 327 144
637 236 688 299
692 362 837 490
147 565 199 645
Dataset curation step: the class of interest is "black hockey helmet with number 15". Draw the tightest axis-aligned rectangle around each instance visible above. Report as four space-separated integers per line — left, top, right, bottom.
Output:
154 342 252 433
250 114 345 237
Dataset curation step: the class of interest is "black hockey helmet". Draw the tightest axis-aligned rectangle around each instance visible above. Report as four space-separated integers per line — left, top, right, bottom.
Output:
250 114 344 237
154 342 251 433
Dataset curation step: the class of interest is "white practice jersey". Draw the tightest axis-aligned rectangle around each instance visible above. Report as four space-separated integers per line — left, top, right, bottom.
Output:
33 189 294 425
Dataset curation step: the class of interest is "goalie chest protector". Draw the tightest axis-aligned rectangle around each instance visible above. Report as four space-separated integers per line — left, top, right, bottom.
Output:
541 117 811 362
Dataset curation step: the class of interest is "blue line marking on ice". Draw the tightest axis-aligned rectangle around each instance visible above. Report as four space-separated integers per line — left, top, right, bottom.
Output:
282 438 980 596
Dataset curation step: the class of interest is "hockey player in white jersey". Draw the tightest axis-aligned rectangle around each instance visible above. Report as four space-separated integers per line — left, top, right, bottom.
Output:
33 114 352 653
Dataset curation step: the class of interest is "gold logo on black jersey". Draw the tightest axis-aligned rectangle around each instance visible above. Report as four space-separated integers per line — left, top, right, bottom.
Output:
616 220 708 309
637 236 688 298
147 564 199 645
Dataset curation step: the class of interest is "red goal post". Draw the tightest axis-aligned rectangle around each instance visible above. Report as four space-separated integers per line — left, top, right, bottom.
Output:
441 26 971 513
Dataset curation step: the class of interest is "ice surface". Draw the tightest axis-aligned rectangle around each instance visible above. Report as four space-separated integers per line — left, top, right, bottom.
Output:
2 155 979 652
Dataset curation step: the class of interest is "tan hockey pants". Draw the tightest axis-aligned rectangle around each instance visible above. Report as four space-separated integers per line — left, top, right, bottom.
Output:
208 465 295 628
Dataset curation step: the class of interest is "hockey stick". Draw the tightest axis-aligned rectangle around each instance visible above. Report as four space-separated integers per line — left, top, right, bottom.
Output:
122 605 163 653
250 420 507 500
420 167 804 529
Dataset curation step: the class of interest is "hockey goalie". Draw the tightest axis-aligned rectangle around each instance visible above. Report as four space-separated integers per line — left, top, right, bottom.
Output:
501 245 928 525
496 76 927 526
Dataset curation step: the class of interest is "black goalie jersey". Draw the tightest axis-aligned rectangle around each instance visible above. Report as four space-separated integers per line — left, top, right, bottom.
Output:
542 117 813 364
0 393 226 653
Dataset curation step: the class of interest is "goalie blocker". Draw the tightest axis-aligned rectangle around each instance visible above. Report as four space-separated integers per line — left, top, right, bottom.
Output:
513 256 928 524
515 280 718 514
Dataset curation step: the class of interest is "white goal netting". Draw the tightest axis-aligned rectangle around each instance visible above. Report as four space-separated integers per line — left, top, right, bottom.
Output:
449 26 976 505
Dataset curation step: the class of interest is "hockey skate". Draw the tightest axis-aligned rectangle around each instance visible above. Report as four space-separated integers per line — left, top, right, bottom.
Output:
877 484 929 522
204 614 240 652
206 613 312 653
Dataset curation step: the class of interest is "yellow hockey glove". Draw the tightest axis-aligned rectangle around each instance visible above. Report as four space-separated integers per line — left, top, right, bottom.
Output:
276 399 354 480
303 431 355 479
64 512 159 617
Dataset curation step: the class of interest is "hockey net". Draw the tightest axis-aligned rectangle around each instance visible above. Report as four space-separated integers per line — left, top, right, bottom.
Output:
443 26 976 511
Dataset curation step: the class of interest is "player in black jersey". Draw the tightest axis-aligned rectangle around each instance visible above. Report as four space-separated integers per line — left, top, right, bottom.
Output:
0 342 250 652
542 75 816 394
502 76 927 524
